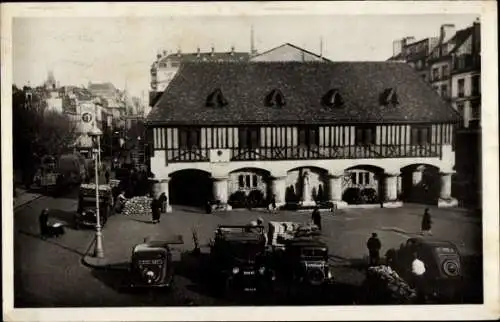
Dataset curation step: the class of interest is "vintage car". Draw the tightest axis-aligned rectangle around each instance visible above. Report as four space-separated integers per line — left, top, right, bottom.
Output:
209 225 275 294
385 237 463 302
129 235 183 288
268 221 333 295
75 184 113 229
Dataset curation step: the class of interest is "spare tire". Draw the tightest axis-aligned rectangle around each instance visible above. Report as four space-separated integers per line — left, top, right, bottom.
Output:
307 268 325 286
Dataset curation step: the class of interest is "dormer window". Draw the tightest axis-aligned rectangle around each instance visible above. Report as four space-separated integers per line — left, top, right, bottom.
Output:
380 88 399 106
206 88 228 108
322 89 344 108
265 89 286 107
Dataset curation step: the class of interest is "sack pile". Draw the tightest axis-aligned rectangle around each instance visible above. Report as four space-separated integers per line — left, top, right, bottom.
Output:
367 265 416 301
122 196 153 216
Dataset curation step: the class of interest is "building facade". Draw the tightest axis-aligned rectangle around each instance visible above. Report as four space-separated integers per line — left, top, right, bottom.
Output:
149 47 250 107
389 20 481 129
146 62 461 212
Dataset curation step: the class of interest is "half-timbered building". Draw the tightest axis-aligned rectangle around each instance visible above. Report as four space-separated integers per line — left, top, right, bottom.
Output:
146 61 461 211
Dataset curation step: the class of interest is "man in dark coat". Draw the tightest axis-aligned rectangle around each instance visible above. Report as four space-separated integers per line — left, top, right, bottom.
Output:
104 167 110 184
158 192 167 213
421 208 432 235
366 232 382 266
39 208 49 237
311 207 322 231
151 198 161 224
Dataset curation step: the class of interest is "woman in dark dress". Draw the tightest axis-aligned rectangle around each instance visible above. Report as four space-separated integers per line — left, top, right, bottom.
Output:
311 207 322 231
39 208 49 237
421 208 432 235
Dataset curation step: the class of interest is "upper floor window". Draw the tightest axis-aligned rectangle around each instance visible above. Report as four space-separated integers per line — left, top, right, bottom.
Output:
442 65 449 78
178 127 201 149
265 89 286 107
471 75 480 96
458 79 465 98
440 84 448 98
355 125 376 146
471 100 481 120
206 88 228 108
456 102 465 116
322 89 344 108
416 60 423 70
410 125 431 145
432 68 439 81
170 61 180 68
379 88 399 106
238 127 260 149
298 126 319 146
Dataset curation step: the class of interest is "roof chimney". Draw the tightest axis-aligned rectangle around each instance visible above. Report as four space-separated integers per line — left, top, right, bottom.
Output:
196 46 201 57
440 24 456 44
211 45 215 56
163 49 167 56
230 45 235 55
392 39 404 57
320 37 324 58
177 48 182 57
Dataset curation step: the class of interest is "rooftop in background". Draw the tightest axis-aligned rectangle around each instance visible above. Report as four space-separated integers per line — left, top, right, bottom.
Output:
250 43 332 62
155 47 250 67
147 61 461 125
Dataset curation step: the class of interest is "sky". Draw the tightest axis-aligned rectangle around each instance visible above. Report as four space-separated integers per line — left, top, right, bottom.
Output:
13 14 478 100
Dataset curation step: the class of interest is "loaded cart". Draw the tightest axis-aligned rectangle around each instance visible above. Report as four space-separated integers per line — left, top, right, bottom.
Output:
361 265 417 304
75 183 114 229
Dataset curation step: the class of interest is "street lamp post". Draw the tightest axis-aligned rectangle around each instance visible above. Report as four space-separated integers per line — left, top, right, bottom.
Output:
89 125 104 258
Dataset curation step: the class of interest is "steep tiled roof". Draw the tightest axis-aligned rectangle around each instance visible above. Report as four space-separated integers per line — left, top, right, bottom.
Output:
147 62 461 125
88 82 116 92
449 27 474 54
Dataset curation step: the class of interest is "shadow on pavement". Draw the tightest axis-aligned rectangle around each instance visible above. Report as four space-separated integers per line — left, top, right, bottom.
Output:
18 230 85 256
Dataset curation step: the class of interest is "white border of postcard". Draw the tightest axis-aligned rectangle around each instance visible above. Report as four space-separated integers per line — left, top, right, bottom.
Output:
2 1 498 321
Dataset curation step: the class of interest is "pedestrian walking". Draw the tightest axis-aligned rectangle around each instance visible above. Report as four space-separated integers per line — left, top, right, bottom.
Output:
421 208 433 235
311 206 322 231
410 252 427 303
39 208 49 238
269 194 277 213
151 198 161 224
366 232 382 266
104 167 110 184
159 192 168 213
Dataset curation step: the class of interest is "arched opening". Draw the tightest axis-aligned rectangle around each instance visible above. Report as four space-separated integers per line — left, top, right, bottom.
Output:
285 166 329 204
400 164 440 205
169 169 212 207
228 167 271 208
342 165 384 205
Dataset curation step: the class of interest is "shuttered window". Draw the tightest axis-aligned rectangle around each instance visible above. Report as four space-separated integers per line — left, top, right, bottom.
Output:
238 127 260 148
178 127 201 149
355 126 376 145
411 126 431 145
298 126 319 146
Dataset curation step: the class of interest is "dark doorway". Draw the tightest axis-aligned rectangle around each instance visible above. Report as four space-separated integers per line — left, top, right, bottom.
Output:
401 164 440 205
169 170 212 207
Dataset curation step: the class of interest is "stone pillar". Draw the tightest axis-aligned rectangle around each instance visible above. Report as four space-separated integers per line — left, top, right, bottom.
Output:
384 172 399 202
439 172 452 199
158 178 172 212
270 175 287 207
438 171 458 207
213 176 231 210
397 175 403 197
329 174 347 209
